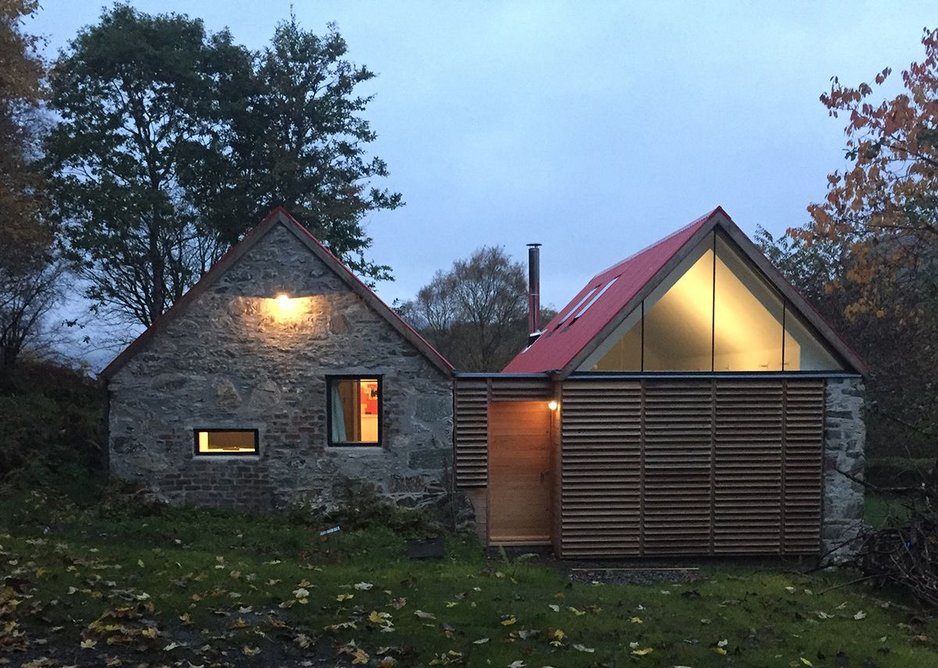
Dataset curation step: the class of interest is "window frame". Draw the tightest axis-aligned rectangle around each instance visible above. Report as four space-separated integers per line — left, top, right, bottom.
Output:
192 428 260 457
326 375 383 448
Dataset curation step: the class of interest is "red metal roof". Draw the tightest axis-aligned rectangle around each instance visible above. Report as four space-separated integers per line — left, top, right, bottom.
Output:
502 207 724 373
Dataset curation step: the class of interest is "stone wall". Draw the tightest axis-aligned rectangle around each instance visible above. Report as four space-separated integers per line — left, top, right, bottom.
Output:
108 223 454 512
821 377 866 561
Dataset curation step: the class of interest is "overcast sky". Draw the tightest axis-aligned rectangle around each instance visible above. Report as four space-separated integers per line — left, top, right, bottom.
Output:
30 1 937 366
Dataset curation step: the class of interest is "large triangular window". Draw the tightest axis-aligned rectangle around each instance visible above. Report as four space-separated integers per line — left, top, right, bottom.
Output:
583 232 843 372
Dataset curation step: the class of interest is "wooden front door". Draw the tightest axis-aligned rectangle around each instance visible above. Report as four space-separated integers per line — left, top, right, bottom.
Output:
488 401 552 544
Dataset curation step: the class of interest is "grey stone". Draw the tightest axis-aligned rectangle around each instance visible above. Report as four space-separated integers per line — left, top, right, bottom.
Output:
107 223 454 512
821 377 866 563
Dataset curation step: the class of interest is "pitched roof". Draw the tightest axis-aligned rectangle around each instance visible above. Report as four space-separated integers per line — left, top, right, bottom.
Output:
502 206 867 376
101 208 454 379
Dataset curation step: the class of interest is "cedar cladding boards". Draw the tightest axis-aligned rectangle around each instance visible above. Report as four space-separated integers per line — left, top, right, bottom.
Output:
106 219 454 511
557 378 828 558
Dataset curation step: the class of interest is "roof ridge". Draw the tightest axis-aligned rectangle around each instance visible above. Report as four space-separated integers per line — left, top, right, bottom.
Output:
590 207 721 280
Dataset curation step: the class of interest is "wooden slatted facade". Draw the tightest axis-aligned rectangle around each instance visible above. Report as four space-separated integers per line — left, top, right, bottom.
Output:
556 378 824 558
453 376 554 489
453 375 827 557
453 378 488 488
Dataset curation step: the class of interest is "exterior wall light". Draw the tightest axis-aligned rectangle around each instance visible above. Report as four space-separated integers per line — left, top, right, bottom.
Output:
547 399 559 411
265 292 306 323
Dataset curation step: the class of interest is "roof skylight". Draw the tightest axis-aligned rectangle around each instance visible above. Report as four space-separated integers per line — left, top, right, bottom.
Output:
569 276 619 323
555 286 599 327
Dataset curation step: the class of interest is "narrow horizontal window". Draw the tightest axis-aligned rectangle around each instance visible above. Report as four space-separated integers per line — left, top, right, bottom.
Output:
194 429 258 456
328 377 381 447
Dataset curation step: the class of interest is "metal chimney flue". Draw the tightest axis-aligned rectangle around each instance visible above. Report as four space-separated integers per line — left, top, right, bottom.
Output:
527 243 541 344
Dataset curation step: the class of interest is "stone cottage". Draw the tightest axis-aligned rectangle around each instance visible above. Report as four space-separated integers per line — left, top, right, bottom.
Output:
102 208 455 511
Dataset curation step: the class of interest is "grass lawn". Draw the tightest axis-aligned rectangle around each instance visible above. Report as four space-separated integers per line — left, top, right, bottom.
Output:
2 487 937 667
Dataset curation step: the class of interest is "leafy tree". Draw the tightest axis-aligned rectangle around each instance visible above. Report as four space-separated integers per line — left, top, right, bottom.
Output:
784 28 938 458
795 27 938 319
0 0 56 380
44 4 252 327
399 246 553 371
46 7 400 327
188 17 401 282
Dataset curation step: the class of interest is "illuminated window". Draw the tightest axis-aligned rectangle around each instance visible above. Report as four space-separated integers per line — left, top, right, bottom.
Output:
328 377 381 446
643 244 714 371
194 429 258 456
713 236 784 371
587 232 845 373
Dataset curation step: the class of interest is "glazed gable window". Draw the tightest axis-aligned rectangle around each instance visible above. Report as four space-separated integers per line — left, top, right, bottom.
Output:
194 429 258 455
328 377 381 447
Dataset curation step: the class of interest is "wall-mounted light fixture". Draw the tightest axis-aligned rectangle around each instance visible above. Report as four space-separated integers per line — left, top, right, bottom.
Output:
547 399 559 411
263 292 307 324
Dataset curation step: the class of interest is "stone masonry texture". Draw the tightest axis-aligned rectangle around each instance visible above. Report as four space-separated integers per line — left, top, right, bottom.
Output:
821 377 866 561
108 223 454 511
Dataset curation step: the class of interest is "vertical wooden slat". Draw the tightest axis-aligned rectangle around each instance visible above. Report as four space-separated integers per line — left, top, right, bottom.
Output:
642 380 712 555
712 381 783 554
453 378 488 488
559 380 642 558
782 379 824 553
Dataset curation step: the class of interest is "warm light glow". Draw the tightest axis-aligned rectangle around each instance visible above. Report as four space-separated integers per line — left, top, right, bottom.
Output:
197 430 257 454
547 399 559 411
264 292 308 323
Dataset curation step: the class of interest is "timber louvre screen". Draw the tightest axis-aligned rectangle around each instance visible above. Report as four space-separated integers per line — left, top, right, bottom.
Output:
559 378 824 558
453 377 554 489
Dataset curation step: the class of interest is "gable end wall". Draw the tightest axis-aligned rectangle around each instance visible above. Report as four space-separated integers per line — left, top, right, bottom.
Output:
107 225 453 511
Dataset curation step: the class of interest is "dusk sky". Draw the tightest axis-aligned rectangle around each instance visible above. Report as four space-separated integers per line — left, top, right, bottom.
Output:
29 1 937 366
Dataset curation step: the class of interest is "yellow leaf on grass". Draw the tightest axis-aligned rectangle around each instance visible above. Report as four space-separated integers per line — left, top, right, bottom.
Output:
336 593 354 602
631 647 653 656
629 616 643 624
369 610 392 625
712 647 727 656
500 615 517 626
80 639 96 649
800 658 813 667
352 648 370 664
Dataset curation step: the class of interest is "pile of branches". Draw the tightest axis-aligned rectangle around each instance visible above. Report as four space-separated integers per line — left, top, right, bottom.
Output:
843 466 938 608
854 505 938 608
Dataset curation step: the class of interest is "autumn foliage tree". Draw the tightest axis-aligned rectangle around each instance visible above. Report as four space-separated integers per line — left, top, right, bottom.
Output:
775 28 938 458
0 0 58 380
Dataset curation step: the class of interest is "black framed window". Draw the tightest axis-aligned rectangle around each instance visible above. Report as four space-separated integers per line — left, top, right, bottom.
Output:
194 429 258 456
327 376 382 447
